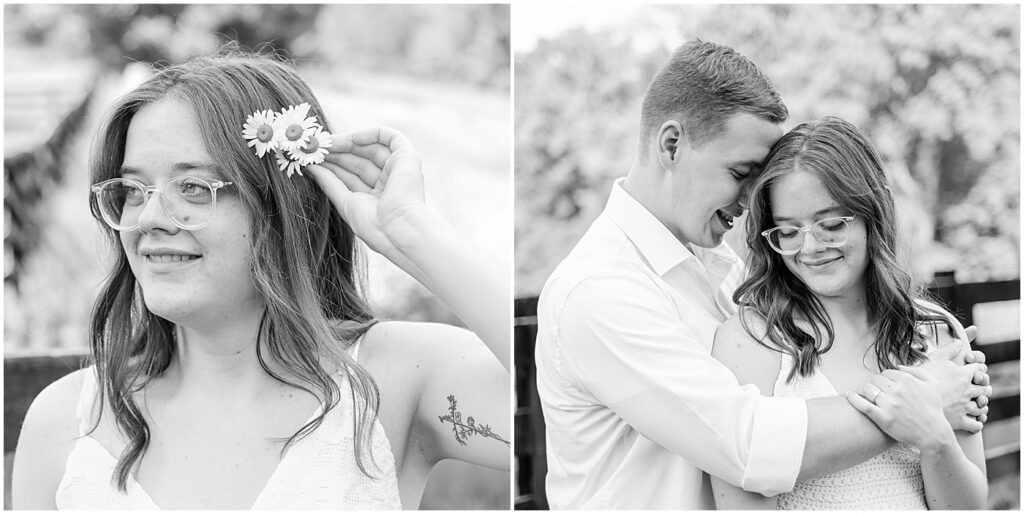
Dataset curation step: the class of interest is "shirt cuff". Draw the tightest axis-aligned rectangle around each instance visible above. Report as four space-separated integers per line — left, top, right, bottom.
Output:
741 396 808 496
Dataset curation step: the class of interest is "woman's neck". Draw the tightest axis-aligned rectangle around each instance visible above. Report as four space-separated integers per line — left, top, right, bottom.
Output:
814 290 873 348
161 309 282 401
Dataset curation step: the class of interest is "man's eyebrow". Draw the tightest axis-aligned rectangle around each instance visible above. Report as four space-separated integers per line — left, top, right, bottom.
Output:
732 160 764 172
773 205 844 222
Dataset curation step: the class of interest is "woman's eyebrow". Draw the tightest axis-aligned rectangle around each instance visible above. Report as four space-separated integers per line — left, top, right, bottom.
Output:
773 205 844 223
173 161 225 177
118 165 147 179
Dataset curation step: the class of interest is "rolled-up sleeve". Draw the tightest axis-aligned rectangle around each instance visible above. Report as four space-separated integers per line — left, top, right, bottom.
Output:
557 269 807 496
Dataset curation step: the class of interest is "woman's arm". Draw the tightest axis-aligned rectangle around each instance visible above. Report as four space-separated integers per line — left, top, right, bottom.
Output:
709 311 782 509
307 128 511 470
306 127 509 370
848 365 987 509
365 321 510 471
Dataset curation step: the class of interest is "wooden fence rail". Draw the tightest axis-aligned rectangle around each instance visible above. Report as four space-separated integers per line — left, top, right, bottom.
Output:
514 270 1020 510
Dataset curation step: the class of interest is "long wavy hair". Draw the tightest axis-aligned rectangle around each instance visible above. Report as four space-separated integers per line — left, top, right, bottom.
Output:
87 48 381 491
736 116 954 382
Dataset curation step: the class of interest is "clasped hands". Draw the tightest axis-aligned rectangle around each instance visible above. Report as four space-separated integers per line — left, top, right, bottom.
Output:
847 327 992 448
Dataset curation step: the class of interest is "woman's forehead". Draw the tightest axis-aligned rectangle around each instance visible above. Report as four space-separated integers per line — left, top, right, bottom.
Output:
770 170 842 220
122 98 216 178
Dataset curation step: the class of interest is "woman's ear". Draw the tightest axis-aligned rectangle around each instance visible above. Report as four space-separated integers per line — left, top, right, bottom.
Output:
657 120 684 171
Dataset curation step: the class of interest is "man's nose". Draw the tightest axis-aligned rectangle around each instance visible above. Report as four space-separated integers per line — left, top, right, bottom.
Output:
737 179 753 211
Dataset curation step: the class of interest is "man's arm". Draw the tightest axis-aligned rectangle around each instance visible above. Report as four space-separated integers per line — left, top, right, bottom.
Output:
557 271 807 496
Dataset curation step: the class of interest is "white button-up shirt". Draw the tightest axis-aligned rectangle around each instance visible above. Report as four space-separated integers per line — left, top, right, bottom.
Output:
535 179 808 509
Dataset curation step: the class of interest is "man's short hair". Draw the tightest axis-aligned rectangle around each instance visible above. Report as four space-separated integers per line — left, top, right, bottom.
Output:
640 40 788 148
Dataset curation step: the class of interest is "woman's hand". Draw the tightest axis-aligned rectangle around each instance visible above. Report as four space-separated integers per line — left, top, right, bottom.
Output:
306 126 428 260
847 366 957 452
307 126 510 370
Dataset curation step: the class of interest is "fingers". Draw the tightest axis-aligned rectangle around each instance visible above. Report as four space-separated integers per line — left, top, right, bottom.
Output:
846 390 884 418
964 349 986 365
976 394 989 408
977 412 988 424
964 361 988 382
965 400 990 418
968 383 994 401
896 365 934 382
956 416 984 434
858 382 885 404
322 153 383 189
342 126 417 155
973 369 990 386
329 133 391 168
964 325 978 343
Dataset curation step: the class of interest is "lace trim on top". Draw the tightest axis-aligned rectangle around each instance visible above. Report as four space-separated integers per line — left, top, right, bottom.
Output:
772 352 927 510
55 342 401 510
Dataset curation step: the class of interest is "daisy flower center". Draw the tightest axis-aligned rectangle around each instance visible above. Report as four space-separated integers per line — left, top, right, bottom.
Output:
256 124 274 143
285 124 305 141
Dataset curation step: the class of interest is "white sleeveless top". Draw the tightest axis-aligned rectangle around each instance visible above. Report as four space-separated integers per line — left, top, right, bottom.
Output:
772 351 927 510
55 345 402 510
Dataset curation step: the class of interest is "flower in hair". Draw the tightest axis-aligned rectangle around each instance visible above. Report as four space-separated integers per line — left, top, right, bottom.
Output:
271 102 318 153
242 109 277 158
242 103 334 179
289 126 332 167
275 149 305 178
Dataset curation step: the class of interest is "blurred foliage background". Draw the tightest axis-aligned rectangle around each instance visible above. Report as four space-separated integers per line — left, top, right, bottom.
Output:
4 4 510 509
515 4 1020 296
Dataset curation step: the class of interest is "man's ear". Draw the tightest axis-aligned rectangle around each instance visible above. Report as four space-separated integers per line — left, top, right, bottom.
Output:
657 120 684 171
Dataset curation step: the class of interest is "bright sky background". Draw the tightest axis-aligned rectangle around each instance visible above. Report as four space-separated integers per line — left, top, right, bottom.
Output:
512 3 719 54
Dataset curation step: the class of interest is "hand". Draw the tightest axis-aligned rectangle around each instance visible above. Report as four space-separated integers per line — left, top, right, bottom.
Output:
306 127 427 258
962 325 991 423
847 366 957 451
917 338 991 433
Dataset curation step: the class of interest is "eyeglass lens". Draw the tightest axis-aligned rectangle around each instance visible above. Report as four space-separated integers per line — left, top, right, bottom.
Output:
95 178 217 230
769 218 850 254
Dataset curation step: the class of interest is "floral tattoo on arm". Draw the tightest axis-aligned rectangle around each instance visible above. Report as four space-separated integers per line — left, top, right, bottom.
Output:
438 394 510 447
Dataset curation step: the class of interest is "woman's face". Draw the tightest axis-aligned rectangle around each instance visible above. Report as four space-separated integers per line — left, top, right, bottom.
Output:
768 170 869 300
119 96 260 326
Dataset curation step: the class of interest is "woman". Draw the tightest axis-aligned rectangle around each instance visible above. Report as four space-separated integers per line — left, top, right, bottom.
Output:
12 51 510 509
710 117 986 509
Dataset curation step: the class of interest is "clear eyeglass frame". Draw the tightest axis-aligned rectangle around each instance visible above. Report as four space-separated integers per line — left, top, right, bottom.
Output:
760 215 856 255
90 176 234 231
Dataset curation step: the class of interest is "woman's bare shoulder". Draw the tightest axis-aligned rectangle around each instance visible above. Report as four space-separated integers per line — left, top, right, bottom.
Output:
22 367 90 429
713 308 783 394
12 367 91 508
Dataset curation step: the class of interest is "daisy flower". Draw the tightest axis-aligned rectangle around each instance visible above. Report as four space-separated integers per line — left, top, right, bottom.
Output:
289 127 333 167
275 149 304 178
272 102 318 153
241 109 278 157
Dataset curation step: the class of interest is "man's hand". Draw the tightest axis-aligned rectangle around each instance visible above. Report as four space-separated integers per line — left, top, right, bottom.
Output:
917 329 992 433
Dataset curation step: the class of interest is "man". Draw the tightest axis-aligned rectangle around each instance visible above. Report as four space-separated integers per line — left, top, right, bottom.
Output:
534 40 990 509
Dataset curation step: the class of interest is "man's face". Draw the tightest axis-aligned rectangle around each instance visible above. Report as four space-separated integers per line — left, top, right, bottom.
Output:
665 112 782 248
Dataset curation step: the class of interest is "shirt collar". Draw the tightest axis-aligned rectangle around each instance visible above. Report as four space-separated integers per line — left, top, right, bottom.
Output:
604 178 696 276
604 178 741 277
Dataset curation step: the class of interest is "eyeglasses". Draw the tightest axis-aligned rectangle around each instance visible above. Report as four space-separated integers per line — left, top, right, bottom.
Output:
761 216 856 255
91 176 233 231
